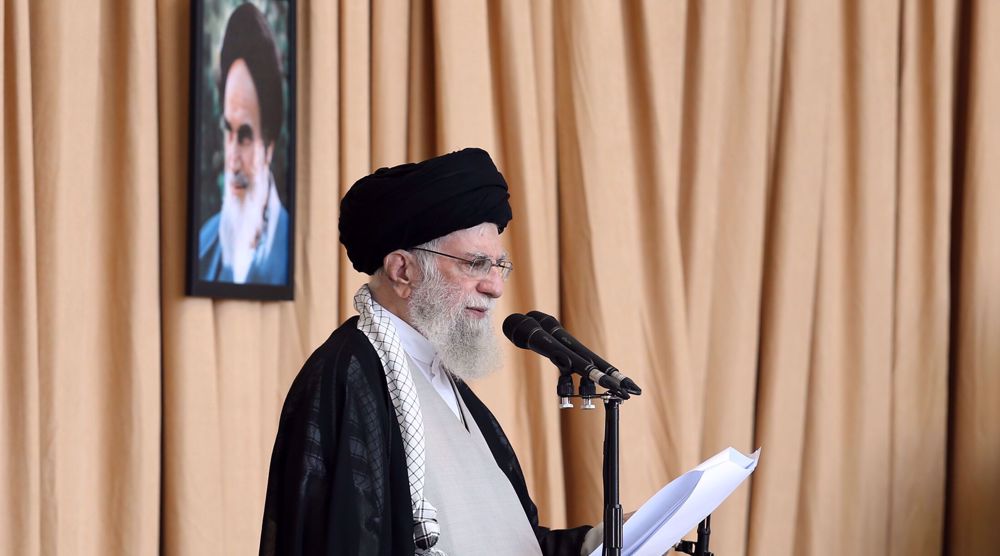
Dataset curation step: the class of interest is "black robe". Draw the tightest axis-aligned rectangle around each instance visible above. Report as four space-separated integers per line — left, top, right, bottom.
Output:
260 316 592 556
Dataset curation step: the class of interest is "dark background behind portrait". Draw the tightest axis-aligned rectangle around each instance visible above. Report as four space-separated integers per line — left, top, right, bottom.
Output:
197 0 292 229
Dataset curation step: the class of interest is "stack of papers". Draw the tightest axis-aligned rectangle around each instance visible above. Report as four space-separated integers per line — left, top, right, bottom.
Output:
590 447 761 556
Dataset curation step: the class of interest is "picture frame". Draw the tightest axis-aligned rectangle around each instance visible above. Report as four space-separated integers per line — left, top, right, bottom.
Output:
186 0 296 300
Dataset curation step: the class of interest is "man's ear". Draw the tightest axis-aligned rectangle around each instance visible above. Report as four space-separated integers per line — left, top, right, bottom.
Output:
382 250 418 298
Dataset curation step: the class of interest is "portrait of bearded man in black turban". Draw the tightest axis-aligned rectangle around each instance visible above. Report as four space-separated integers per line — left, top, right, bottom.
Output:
187 0 296 300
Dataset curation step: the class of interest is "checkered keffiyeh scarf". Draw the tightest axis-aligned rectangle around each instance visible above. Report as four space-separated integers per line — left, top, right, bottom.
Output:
354 285 446 555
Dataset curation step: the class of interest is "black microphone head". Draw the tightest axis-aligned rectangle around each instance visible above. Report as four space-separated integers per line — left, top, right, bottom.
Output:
502 313 543 349
526 310 561 332
502 313 526 344
504 313 601 378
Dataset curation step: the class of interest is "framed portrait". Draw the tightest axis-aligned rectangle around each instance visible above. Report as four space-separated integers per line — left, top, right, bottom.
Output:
186 0 296 300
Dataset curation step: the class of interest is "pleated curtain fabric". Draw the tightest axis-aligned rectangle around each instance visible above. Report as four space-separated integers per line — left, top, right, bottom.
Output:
2 1 999 555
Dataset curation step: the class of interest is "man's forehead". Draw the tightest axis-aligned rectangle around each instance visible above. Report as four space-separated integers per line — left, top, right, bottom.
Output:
440 224 505 256
223 60 261 118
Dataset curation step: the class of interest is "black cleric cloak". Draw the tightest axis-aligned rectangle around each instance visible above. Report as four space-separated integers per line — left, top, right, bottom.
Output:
259 316 592 556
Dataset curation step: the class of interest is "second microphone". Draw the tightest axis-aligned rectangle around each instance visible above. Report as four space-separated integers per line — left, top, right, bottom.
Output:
502 313 629 398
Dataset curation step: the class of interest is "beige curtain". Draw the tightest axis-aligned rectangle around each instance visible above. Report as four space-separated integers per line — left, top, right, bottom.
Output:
2 0 163 554
3 0 999 554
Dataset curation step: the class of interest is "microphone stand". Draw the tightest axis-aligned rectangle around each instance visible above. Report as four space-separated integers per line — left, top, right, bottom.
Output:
602 393 624 556
558 383 719 556
542 348 634 554
558 378 626 555
597 391 715 556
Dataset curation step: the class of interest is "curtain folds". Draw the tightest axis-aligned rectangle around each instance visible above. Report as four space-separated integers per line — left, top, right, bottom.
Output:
2 0 998 554
3 0 162 554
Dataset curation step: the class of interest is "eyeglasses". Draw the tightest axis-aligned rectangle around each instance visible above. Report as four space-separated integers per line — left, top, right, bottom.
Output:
410 248 514 281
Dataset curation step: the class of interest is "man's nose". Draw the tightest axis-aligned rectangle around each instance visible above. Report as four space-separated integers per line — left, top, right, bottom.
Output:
226 137 242 171
477 269 504 299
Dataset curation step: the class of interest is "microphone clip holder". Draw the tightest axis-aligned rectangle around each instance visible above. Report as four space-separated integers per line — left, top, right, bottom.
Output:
673 515 714 556
557 368 575 409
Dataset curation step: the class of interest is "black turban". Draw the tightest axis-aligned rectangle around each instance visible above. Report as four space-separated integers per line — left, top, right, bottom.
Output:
219 4 283 146
339 148 513 275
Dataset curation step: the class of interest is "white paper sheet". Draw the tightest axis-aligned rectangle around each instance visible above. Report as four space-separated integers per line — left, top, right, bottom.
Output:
590 447 761 556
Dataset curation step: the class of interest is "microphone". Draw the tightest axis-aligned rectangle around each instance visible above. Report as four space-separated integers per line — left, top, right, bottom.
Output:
502 314 628 398
526 310 642 395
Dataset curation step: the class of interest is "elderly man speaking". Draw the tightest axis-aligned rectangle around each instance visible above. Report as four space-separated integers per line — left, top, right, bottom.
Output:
259 149 601 555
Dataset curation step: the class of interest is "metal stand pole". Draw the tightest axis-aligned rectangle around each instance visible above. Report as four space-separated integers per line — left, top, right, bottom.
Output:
696 515 712 555
602 396 623 556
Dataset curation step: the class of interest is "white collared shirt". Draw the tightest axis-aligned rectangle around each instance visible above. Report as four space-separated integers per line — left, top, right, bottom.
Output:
384 310 463 421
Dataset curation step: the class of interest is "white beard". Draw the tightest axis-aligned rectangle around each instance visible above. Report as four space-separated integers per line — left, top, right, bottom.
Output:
219 170 269 283
408 273 502 382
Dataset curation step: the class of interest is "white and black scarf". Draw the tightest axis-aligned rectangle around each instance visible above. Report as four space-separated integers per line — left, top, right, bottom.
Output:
354 285 446 555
